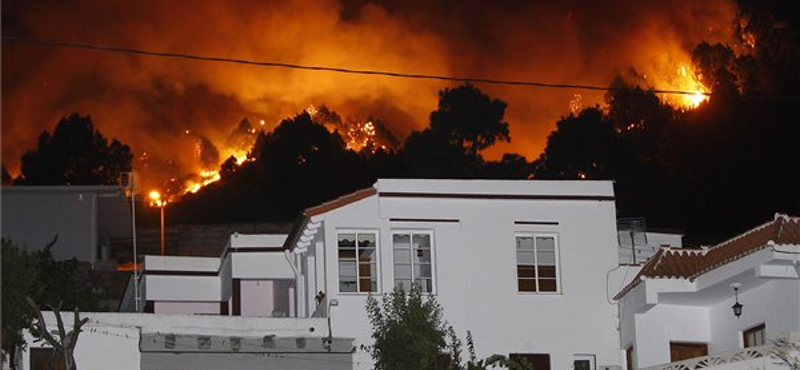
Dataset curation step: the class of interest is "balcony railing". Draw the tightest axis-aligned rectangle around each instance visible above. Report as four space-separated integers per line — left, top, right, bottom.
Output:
640 344 772 370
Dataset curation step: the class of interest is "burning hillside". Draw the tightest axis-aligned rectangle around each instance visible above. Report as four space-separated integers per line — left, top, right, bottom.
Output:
4 0 740 189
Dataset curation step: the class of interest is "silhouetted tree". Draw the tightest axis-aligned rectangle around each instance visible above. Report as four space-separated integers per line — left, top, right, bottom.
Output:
17 114 132 185
403 84 513 178
429 84 510 157
534 108 637 180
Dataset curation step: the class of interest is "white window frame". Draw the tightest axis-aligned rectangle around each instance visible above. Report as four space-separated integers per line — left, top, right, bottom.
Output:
336 230 380 294
391 230 436 294
515 233 561 294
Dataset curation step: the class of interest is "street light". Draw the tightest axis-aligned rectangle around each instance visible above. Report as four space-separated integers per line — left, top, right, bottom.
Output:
148 190 167 255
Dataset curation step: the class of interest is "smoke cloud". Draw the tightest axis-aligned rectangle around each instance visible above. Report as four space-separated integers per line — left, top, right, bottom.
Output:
2 0 736 189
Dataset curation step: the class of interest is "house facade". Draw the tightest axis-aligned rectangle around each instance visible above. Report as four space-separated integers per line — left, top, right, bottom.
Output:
616 214 800 370
134 179 625 370
282 179 624 370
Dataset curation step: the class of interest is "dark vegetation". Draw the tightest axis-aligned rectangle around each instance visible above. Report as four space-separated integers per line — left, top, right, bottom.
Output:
7 2 799 244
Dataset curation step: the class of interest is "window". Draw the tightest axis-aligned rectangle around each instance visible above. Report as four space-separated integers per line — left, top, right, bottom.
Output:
510 353 551 370
573 355 596 370
744 324 765 348
338 232 378 293
516 234 559 293
393 231 435 293
669 342 708 362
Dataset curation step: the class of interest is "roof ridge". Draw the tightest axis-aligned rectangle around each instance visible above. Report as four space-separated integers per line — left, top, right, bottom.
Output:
708 217 778 251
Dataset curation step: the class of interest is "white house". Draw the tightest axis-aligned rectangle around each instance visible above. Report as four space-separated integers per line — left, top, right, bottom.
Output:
615 214 800 370
124 179 625 370
280 179 624 370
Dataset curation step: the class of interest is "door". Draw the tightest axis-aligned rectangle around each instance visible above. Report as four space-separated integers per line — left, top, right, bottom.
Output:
670 342 708 362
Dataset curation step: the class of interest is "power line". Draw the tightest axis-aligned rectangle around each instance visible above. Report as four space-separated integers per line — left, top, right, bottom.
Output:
5 35 800 101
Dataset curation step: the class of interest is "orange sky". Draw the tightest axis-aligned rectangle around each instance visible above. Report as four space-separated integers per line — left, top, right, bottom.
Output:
2 0 737 187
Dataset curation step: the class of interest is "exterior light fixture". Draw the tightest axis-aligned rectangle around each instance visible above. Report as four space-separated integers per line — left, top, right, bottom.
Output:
731 283 743 319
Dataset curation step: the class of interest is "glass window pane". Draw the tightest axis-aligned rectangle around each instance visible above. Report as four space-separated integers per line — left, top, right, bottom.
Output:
539 279 557 292
518 278 536 292
394 264 412 279
359 248 375 262
536 237 555 252
339 261 356 278
413 234 431 249
517 236 535 250
414 249 431 264
517 250 535 264
340 280 356 292
395 279 412 291
356 278 378 292
517 266 536 278
416 278 433 293
575 360 591 370
393 234 411 249
358 233 376 249
537 251 556 265
338 234 355 248
394 249 411 263
338 249 356 259
538 265 557 278
358 262 373 278
415 264 432 278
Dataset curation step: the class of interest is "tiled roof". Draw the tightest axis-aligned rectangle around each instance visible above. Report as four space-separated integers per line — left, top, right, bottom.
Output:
615 214 800 300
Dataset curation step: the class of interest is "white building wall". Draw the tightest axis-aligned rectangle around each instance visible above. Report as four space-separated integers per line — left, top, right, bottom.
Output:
315 181 621 370
154 301 221 315
708 279 800 354
240 280 275 316
631 304 711 368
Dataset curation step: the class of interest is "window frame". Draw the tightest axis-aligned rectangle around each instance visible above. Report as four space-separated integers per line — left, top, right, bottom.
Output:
336 230 381 294
743 323 766 348
515 233 561 294
391 229 437 294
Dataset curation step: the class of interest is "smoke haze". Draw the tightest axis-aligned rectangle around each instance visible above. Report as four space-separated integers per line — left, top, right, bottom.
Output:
2 0 737 188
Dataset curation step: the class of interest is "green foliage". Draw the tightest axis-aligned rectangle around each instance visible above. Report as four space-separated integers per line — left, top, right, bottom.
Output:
1 239 41 358
366 284 453 370
1 238 101 360
365 285 531 370
17 113 132 185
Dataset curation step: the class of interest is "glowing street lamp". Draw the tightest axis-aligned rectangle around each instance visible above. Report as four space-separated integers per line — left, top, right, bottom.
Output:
149 190 167 255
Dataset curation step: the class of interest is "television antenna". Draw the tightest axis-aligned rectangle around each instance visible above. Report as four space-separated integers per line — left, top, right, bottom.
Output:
618 218 648 264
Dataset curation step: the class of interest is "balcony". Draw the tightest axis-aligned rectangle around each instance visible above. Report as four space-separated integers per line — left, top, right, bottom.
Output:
639 345 776 370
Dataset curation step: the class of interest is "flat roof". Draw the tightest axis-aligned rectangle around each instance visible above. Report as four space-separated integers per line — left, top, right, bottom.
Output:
376 179 615 198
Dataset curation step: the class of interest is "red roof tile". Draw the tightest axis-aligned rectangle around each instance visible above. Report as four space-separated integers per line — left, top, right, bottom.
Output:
615 214 800 300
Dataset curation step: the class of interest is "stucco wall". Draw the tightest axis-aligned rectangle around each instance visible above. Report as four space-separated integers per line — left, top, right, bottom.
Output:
313 181 622 370
709 279 800 353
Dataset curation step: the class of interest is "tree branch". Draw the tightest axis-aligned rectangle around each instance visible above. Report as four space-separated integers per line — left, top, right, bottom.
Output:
26 297 63 352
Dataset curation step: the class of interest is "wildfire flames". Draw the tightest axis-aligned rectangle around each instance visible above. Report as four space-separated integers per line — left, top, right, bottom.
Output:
3 0 740 190
663 65 710 110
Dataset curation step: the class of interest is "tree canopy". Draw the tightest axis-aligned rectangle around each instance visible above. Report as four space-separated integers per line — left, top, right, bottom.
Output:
1 238 100 363
17 113 132 185
366 285 532 370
